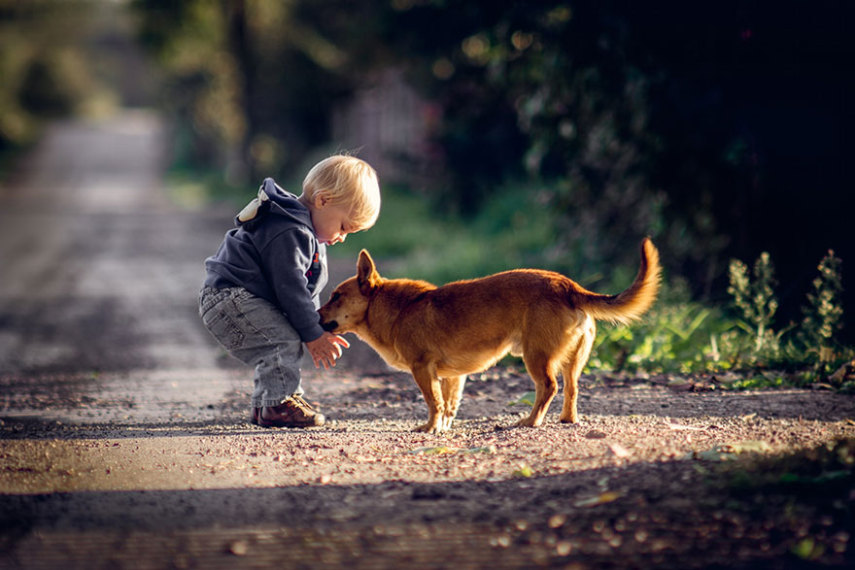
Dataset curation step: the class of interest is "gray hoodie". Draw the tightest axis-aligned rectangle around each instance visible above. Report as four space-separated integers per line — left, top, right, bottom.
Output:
204 178 328 342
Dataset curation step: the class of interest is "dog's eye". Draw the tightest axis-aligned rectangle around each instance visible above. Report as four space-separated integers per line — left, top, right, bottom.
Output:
330 292 341 302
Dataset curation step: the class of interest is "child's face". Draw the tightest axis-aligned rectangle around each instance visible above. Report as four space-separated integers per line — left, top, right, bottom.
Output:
310 199 354 246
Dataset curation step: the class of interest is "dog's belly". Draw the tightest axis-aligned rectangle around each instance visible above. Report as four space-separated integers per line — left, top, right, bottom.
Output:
435 340 516 377
367 328 520 377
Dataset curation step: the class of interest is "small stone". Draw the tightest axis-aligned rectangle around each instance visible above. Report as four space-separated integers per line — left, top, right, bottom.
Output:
585 430 607 439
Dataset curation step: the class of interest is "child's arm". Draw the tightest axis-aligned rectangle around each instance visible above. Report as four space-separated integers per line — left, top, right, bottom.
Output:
262 229 329 342
306 332 350 369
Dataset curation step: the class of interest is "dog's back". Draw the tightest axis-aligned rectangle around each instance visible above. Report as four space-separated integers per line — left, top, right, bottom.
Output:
400 237 660 330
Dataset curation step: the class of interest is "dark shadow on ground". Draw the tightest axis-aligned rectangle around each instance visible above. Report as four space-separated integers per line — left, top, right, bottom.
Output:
2 448 853 569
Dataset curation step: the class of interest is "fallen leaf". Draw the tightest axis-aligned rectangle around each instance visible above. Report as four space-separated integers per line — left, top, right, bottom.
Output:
693 440 772 461
464 446 497 454
513 465 533 478
792 537 825 561
574 491 621 507
694 449 732 461
508 391 536 407
408 446 456 455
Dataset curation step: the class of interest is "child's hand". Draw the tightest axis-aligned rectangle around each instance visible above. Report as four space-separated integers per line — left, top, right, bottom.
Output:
306 332 350 369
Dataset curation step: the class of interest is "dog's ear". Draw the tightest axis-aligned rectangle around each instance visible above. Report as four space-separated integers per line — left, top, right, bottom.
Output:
357 249 381 295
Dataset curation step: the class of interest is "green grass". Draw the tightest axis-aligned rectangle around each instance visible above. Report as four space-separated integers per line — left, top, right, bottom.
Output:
164 166 256 210
333 186 459 263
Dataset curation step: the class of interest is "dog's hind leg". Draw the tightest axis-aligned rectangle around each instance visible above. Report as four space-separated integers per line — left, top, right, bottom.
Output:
411 362 446 433
516 351 559 428
441 375 466 430
559 321 596 424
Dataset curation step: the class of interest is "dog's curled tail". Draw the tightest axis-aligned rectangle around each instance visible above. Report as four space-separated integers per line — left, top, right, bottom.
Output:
573 238 662 325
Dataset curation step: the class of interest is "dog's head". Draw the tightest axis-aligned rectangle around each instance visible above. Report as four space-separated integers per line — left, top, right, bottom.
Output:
319 249 382 334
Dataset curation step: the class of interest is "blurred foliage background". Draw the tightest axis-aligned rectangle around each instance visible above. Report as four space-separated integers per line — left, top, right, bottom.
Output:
1 0 853 363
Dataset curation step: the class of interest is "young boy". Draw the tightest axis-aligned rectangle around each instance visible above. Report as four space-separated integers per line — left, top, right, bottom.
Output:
199 155 381 428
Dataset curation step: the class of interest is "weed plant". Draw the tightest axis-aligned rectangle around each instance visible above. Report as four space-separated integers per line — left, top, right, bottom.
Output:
726 252 785 362
799 250 844 364
594 249 851 390
596 248 851 389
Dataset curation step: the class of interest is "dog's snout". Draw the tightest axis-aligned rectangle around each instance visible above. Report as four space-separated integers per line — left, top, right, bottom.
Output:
321 320 338 332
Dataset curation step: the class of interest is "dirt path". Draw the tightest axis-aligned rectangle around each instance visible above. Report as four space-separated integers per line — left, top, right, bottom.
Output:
1 115 854 569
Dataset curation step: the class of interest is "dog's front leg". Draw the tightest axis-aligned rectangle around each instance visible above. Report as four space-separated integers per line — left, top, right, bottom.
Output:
411 363 445 433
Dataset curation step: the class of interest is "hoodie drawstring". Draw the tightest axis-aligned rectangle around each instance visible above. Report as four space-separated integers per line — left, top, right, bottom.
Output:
237 186 270 223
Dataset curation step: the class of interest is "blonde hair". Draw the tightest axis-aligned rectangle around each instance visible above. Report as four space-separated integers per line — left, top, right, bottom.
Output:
303 155 381 230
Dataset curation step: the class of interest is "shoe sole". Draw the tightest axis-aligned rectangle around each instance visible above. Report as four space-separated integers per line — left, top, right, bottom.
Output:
251 416 326 428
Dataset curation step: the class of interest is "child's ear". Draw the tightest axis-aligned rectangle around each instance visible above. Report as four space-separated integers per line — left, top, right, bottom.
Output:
313 192 332 209
357 249 380 295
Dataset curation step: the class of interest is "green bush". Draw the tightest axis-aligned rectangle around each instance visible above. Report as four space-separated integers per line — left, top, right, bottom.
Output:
588 279 730 374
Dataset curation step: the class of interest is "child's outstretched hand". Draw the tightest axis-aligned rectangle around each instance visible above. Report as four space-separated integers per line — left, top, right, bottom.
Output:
306 332 350 369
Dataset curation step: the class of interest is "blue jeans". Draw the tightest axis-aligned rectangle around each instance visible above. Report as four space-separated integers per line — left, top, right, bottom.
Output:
199 286 304 407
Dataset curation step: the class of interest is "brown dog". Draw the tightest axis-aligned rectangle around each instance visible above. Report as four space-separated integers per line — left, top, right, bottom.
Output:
319 238 661 433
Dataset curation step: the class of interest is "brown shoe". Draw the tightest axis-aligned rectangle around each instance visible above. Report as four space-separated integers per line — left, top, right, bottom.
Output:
251 396 325 428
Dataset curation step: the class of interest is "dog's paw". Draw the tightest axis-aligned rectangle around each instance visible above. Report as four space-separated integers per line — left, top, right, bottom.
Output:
414 422 444 434
513 417 540 428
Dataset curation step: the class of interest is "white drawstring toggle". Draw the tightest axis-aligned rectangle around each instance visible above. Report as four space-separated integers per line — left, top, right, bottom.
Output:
237 187 270 222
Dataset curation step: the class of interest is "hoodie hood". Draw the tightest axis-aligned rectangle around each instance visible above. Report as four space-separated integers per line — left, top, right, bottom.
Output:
235 177 313 232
